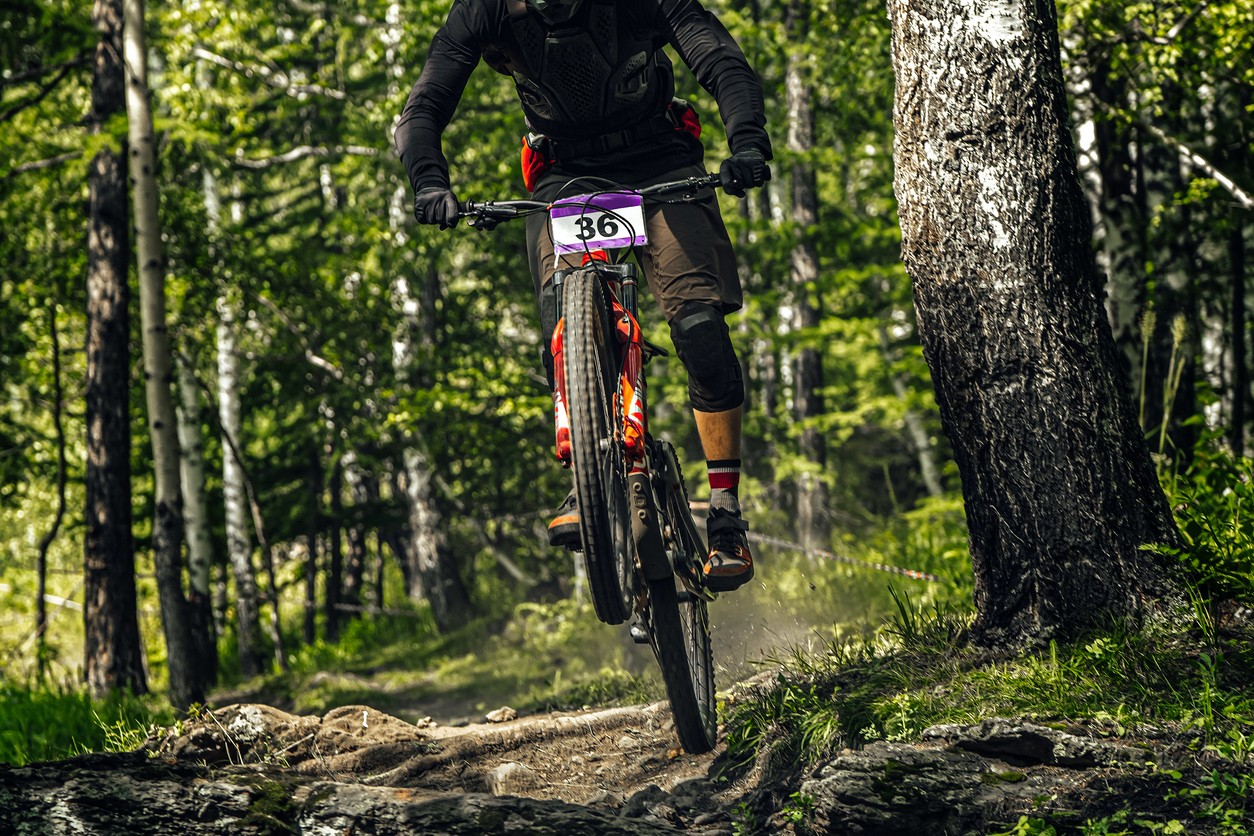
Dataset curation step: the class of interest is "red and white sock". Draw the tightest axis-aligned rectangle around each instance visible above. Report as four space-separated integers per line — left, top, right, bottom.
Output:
707 458 741 514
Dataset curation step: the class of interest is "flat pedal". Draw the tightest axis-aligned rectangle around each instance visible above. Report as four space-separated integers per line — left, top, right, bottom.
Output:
628 620 650 644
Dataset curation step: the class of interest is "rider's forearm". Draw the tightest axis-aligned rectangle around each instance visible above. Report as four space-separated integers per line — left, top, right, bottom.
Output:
395 113 454 192
659 0 772 159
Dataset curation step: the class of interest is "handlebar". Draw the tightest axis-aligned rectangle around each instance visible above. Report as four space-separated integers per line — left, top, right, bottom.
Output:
458 172 725 229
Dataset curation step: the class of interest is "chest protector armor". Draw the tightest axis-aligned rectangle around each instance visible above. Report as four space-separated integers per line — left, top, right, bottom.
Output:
489 0 673 134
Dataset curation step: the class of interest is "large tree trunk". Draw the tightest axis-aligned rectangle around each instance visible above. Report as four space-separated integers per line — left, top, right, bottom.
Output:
84 0 146 698
124 0 202 709
887 0 1184 647
786 0 827 547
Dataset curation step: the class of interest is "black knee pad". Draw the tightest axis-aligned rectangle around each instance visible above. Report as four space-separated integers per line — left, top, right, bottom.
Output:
668 301 744 412
539 280 560 390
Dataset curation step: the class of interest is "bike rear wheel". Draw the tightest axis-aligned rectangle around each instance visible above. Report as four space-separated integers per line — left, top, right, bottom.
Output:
647 440 717 753
563 269 633 625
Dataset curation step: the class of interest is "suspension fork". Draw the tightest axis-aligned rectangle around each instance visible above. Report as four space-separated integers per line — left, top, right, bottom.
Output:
550 270 571 465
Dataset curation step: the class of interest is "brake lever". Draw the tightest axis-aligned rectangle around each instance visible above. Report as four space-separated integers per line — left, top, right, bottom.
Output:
468 215 500 231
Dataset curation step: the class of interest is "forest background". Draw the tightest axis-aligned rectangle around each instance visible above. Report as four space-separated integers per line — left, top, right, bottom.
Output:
0 0 1250 761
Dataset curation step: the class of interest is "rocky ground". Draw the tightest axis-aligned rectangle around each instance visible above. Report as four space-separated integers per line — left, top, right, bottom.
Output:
2 686 1237 835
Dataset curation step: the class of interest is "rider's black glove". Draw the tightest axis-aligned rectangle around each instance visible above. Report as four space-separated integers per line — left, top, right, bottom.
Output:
413 186 460 229
719 149 771 198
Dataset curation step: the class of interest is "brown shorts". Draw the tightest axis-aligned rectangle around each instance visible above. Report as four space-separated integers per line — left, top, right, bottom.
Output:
524 164 742 322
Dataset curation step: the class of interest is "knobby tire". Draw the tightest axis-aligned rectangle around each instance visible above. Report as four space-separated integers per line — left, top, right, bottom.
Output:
648 440 717 754
563 269 633 625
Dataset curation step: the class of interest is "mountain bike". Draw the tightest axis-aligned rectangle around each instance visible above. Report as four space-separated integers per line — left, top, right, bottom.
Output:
459 173 724 753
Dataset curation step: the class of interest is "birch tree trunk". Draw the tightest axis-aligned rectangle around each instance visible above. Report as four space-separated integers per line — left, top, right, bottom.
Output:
180 163 224 683
124 0 202 709
217 290 264 677
84 0 146 698
786 0 827 547
887 0 1184 647
176 355 217 685
387 179 472 632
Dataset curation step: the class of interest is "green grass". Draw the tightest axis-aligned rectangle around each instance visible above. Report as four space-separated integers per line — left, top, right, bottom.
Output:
0 681 170 766
724 589 1254 834
727 595 1254 759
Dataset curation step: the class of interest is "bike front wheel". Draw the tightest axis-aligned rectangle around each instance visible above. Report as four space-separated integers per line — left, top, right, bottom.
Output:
563 269 634 625
647 577 716 754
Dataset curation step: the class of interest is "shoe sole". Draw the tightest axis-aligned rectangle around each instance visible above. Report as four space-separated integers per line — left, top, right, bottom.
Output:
548 521 581 549
704 562 754 593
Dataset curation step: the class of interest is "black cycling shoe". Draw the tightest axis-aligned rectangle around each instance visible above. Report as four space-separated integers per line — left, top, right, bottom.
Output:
703 509 753 592
547 491 581 549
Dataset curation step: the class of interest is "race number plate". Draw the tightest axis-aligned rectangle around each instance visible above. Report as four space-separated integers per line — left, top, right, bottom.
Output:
550 192 647 256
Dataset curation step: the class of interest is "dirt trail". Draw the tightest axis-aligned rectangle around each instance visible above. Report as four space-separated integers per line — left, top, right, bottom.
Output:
0 695 769 834
134 693 769 833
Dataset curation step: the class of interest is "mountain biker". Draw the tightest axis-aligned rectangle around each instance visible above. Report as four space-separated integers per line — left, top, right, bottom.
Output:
395 0 770 592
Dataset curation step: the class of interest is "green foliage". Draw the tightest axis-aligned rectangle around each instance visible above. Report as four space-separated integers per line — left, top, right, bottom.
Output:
780 790 816 832
0 683 168 766
1148 441 1254 609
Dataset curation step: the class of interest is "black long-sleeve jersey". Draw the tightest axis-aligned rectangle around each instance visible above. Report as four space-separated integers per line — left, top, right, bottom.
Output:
395 0 772 192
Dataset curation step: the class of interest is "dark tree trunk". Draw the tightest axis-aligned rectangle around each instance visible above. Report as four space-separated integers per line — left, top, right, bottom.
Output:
325 461 344 642
1136 137 1200 462
1090 61 1144 393
374 530 387 610
305 452 320 646
1232 220 1247 459
344 525 367 610
383 474 413 593
35 302 68 679
340 463 369 618
83 0 146 698
887 0 1184 647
